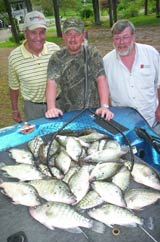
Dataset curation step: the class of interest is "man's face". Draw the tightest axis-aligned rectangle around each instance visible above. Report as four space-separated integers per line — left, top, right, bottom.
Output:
24 28 46 54
113 26 135 56
63 29 85 54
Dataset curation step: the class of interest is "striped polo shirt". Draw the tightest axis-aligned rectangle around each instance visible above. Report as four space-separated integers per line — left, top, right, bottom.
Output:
8 41 60 103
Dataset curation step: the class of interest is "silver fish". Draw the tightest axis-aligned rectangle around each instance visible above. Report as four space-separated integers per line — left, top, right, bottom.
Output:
55 148 71 174
29 201 105 233
0 163 44 181
84 142 128 163
28 136 44 158
68 166 90 204
89 161 123 181
38 164 64 179
66 136 82 161
112 165 131 191
88 203 143 228
47 139 60 156
0 180 40 206
63 166 80 184
78 131 108 143
76 190 104 210
91 181 126 207
125 188 160 210
29 179 76 204
126 162 160 191
87 140 100 155
9 148 34 165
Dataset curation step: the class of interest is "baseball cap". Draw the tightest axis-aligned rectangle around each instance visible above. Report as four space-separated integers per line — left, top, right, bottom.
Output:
63 17 84 33
24 11 47 30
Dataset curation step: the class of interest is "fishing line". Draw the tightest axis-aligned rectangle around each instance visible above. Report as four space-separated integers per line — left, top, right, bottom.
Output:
139 226 159 242
81 228 93 242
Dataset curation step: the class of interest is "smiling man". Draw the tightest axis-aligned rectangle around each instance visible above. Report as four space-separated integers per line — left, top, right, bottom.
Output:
8 11 60 123
45 17 113 121
103 20 160 133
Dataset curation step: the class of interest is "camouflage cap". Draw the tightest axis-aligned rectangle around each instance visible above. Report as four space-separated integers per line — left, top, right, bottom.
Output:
63 17 84 33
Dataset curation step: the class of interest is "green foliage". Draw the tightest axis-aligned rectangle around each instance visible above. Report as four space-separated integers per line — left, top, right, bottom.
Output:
80 7 93 19
119 5 139 18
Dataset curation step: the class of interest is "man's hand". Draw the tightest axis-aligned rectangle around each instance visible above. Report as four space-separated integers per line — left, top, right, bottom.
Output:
96 107 114 120
12 110 22 123
45 107 63 118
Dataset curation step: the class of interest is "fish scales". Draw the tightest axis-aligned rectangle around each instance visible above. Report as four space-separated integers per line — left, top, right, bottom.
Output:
29 201 105 233
88 203 144 227
29 179 76 204
0 164 44 181
125 188 160 210
0 181 40 206
91 181 126 207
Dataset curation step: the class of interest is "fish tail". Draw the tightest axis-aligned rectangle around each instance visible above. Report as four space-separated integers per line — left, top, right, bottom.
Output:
143 216 155 231
139 225 159 242
91 220 105 234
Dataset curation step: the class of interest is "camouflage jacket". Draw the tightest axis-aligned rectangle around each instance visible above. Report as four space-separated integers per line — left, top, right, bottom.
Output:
47 46 106 112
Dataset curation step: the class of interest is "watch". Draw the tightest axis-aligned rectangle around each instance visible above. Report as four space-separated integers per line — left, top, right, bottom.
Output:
101 104 109 108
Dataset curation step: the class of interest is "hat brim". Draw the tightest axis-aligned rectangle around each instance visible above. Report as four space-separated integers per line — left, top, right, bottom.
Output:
64 27 83 33
27 23 47 30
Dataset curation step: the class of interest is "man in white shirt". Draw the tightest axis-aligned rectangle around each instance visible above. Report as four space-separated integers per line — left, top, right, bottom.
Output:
103 20 160 132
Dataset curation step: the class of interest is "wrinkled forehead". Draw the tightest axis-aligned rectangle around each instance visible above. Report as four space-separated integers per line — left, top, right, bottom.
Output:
113 26 133 36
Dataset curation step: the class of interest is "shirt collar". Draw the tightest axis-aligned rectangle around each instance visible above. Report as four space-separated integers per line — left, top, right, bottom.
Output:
21 40 48 58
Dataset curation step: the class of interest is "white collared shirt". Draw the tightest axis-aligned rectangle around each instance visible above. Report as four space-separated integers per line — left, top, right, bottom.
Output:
103 43 160 126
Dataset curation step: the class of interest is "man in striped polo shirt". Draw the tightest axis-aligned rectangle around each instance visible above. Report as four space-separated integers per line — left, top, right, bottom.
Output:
8 11 60 123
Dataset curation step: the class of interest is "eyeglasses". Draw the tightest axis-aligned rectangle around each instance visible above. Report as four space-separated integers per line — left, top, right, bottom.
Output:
113 35 131 42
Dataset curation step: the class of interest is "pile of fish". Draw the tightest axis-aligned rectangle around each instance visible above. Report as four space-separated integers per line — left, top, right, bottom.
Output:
0 129 160 236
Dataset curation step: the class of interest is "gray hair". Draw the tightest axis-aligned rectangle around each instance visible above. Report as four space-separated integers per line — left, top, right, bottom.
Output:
111 20 136 36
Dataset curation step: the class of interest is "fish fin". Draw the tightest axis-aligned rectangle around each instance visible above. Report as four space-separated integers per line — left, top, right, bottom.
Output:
91 220 106 233
143 216 155 231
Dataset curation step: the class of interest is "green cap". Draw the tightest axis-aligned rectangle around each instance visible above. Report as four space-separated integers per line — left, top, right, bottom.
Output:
63 17 84 33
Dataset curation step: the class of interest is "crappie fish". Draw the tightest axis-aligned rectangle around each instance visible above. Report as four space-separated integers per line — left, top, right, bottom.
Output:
89 161 123 181
47 139 60 156
63 166 80 184
125 188 160 210
78 131 108 143
88 204 143 228
39 140 60 163
91 181 126 207
29 201 105 233
126 162 160 191
28 136 44 158
87 140 100 155
84 141 128 163
9 148 34 165
38 164 64 179
29 179 76 204
0 164 44 181
112 165 131 191
66 136 82 161
55 148 71 174
68 166 90 203
76 190 104 210
0 180 40 206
